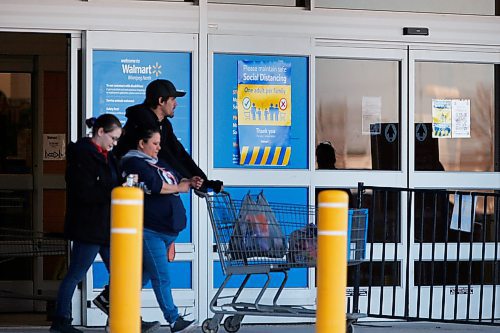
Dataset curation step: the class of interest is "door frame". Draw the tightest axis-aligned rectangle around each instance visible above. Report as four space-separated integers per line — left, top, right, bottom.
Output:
82 30 200 326
408 45 500 190
208 34 316 320
312 41 410 316
406 45 500 320
0 32 71 314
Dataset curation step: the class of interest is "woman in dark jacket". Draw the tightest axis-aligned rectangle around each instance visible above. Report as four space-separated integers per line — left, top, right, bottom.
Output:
50 114 122 333
120 127 202 333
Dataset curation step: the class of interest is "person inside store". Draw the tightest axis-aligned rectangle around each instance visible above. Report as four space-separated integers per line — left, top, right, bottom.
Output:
315 140 355 207
120 126 202 333
50 114 122 333
316 140 337 170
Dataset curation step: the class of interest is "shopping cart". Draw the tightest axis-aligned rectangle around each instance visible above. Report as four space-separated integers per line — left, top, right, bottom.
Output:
201 191 368 333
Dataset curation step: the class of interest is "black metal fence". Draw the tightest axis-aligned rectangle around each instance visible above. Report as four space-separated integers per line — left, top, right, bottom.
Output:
350 183 499 325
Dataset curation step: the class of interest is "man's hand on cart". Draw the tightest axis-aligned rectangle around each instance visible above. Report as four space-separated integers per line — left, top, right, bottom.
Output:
190 176 204 190
194 179 224 197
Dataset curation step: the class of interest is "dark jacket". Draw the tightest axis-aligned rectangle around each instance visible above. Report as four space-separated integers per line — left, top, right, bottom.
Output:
114 103 207 181
121 150 186 236
64 138 121 245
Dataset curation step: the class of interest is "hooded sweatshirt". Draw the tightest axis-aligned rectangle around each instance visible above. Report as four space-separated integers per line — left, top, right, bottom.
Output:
121 150 186 235
114 103 207 181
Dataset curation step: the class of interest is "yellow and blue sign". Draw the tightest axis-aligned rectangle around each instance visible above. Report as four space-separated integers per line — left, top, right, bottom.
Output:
237 60 292 166
213 54 308 169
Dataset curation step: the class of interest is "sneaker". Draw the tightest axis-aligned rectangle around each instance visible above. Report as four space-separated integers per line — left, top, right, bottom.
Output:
93 292 110 315
50 317 83 333
170 315 194 333
105 318 161 333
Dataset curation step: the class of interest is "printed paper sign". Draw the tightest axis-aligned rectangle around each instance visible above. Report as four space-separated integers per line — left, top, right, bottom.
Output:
450 193 476 232
432 98 471 139
451 99 471 138
43 134 66 160
362 96 382 135
432 99 452 138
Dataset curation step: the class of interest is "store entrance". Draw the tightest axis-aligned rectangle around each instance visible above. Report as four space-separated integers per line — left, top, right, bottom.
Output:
0 32 70 326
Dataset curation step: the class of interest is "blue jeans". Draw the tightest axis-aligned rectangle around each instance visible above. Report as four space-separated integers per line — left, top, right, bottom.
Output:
55 241 110 319
142 228 178 324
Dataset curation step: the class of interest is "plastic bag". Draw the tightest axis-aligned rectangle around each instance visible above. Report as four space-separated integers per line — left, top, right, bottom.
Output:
255 192 287 258
228 192 287 260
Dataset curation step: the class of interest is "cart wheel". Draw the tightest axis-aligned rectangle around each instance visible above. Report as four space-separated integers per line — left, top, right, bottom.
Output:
202 318 219 333
223 316 241 333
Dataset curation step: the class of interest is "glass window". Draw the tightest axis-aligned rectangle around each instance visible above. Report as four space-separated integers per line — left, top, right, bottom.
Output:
0 190 33 281
213 54 309 169
414 190 500 243
349 261 401 287
315 58 400 170
0 190 32 230
414 62 496 172
415 261 500 285
0 73 32 174
358 188 401 243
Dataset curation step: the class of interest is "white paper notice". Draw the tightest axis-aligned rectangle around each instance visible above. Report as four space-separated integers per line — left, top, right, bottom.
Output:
43 134 66 160
362 96 382 135
450 193 476 233
451 99 471 138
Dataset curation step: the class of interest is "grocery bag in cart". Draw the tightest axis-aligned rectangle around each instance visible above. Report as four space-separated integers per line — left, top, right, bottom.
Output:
228 192 287 260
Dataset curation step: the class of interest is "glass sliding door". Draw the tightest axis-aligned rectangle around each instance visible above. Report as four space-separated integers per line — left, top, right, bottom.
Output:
313 44 409 317
315 58 401 171
409 48 500 189
414 62 496 172
0 68 35 312
408 47 500 320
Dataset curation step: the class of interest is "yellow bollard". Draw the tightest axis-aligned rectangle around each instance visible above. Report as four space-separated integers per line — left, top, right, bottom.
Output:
109 186 144 333
316 190 349 333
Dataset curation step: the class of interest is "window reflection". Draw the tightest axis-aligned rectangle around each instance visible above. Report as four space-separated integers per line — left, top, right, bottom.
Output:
414 62 496 172
0 73 32 174
315 58 400 170
0 190 32 230
315 187 401 243
414 190 500 243
415 261 500 286
357 188 401 243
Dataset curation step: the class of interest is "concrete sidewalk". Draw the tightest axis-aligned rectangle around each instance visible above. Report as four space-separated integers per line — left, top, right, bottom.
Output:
0 322 499 333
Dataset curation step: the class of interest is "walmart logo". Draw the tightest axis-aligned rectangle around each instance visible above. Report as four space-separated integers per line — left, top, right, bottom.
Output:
152 62 162 77
121 60 163 77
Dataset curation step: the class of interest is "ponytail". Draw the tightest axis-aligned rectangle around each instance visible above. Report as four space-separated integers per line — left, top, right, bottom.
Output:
85 117 97 130
85 114 122 136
